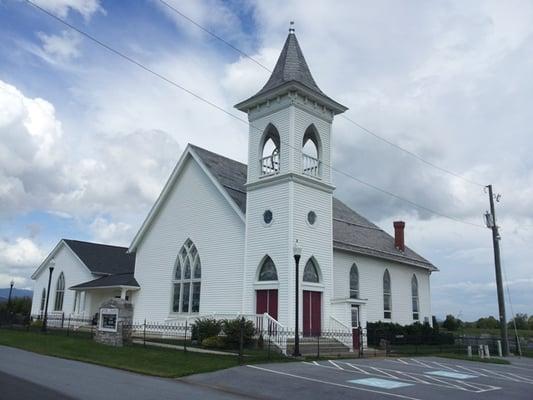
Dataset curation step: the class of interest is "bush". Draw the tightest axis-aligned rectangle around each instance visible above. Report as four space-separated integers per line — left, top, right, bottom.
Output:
201 336 226 349
367 321 453 346
191 318 222 343
221 318 255 349
30 319 43 328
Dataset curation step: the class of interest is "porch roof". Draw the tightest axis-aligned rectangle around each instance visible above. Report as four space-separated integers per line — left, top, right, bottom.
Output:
70 273 139 290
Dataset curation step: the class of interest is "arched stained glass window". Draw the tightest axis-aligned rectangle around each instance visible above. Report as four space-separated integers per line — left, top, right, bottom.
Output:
303 258 320 283
54 272 65 311
383 269 391 319
350 264 359 299
258 256 278 281
172 239 201 313
411 275 419 321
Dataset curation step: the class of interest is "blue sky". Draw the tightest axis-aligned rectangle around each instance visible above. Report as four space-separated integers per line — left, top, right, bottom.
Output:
1 0 532 321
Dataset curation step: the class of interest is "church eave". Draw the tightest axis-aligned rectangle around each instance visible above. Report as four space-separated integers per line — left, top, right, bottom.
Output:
234 80 348 115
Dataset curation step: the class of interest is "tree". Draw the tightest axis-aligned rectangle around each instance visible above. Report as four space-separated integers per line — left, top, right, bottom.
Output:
528 315 533 331
475 316 500 329
442 314 462 331
508 313 528 330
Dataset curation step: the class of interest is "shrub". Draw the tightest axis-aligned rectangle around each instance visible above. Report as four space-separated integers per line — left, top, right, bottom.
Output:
191 318 222 343
201 336 226 349
221 318 255 348
367 321 453 346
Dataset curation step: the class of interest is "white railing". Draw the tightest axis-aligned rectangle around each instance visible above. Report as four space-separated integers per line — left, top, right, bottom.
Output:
261 313 287 355
302 154 320 177
329 316 353 351
260 153 280 176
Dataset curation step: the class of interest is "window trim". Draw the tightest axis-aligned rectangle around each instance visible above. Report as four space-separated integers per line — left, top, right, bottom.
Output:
349 263 359 299
54 272 65 311
411 274 420 321
303 257 320 283
383 269 392 320
171 239 201 315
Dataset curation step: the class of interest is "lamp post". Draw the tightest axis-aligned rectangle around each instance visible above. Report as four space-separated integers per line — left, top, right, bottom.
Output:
293 240 302 357
7 280 14 310
41 260 55 332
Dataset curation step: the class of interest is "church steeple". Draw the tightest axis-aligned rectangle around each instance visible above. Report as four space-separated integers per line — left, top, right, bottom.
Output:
255 28 323 98
235 28 347 115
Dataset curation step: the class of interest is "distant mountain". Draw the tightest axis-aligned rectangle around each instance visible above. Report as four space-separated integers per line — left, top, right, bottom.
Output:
0 288 33 299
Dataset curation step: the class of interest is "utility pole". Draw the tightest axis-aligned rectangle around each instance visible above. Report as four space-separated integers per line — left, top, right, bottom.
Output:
485 184 509 356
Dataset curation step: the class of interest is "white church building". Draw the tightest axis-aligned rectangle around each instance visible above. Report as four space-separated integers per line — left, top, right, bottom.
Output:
31 30 437 350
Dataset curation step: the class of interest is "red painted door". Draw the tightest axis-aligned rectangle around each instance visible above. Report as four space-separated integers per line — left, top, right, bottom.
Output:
256 290 278 320
303 291 321 336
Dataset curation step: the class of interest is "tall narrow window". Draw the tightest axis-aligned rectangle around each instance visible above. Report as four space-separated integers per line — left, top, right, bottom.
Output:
54 272 65 311
411 274 419 321
40 288 46 316
258 256 278 281
302 125 321 177
303 258 320 283
350 264 359 299
383 269 391 319
260 125 280 176
172 239 201 313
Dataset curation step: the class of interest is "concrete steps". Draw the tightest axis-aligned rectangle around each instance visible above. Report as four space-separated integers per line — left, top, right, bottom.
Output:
285 337 352 356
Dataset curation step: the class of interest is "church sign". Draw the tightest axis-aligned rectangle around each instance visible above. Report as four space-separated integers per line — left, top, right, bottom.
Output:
99 308 119 332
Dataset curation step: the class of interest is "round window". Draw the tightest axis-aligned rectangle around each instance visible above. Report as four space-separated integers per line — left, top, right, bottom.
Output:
263 210 273 225
307 211 317 225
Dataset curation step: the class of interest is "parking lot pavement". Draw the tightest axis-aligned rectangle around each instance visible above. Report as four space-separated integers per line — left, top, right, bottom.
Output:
183 356 533 400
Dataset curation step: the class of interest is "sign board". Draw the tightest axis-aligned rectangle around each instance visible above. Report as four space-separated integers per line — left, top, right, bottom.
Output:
99 308 119 332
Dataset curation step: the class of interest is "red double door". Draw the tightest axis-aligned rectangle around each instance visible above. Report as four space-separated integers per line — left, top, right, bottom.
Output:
303 291 321 336
256 289 321 336
256 289 278 320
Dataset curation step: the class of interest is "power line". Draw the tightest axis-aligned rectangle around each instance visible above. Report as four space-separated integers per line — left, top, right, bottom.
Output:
24 0 484 229
155 0 486 188
157 0 271 73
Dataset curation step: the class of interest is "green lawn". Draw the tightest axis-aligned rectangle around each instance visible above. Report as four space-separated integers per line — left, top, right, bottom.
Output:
0 329 285 378
456 327 533 339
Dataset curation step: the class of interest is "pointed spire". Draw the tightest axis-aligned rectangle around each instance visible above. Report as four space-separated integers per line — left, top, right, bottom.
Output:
235 28 347 115
256 30 324 97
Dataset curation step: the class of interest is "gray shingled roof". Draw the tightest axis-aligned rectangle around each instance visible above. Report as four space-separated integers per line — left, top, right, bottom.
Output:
191 145 436 271
257 32 323 97
64 239 135 275
236 32 347 114
70 273 139 289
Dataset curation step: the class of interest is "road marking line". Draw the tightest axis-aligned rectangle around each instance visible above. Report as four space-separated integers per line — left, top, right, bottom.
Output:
343 363 371 375
454 380 497 392
246 365 423 400
455 365 487 376
393 371 431 384
431 361 459 372
505 372 533 383
479 368 523 382
328 360 344 370
421 374 468 391
396 358 409 365
370 367 399 379
410 358 433 368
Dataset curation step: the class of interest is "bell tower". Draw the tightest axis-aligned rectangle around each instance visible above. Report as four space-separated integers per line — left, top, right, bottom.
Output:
235 26 347 331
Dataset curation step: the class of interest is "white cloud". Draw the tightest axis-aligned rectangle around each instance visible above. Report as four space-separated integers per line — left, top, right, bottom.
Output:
89 217 132 246
37 30 82 62
32 0 104 20
0 237 45 287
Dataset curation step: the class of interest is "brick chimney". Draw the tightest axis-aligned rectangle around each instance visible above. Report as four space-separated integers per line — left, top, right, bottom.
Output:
393 221 405 252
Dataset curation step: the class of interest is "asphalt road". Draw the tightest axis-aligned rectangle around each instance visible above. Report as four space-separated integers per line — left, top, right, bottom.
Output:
0 346 238 400
1 345 532 400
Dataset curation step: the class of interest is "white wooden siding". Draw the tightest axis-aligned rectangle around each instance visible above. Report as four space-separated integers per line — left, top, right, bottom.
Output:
332 250 432 327
132 155 245 323
30 243 93 316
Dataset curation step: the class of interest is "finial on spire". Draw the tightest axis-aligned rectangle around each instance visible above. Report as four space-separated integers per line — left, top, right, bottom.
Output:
289 21 295 34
